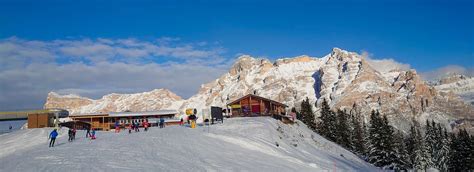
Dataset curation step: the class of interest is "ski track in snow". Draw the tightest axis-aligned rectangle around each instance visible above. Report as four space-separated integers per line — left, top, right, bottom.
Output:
0 117 377 172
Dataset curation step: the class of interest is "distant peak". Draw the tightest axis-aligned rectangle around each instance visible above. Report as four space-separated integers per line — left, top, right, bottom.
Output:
47 91 84 99
236 54 255 61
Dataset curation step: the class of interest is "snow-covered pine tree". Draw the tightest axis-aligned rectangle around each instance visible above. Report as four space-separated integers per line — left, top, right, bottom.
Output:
458 129 473 171
300 98 316 131
448 132 460 171
318 98 337 142
424 120 435 168
335 109 351 150
412 119 431 171
434 124 450 171
368 110 383 166
406 124 416 168
471 134 474 170
351 111 366 157
393 130 409 170
300 99 306 120
380 114 400 170
368 110 398 169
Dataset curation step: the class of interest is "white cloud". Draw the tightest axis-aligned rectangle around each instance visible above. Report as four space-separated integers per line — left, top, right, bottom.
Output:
420 65 474 81
0 37 229 111
361 51 411 73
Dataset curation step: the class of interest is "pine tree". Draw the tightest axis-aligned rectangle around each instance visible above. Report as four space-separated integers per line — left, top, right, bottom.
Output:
318 98 337 141
351 111 366 157
367 110 398 169
362 119 369 157
448 129 473 171
424 120 435 168
448 132 460 171
406 124 416 168
335 109 351 149
300 99 308 126
410 119 431 171
300 98 317 131
380 114 400 170
393 130 409 170
458 129 473 171
434 125 450 171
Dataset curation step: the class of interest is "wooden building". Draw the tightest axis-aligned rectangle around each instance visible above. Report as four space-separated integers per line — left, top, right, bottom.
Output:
70 110 179 131
227 94 287 117
22 109 69 128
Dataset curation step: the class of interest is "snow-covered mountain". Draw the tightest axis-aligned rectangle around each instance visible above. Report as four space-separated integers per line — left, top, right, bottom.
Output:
433 75 474 107
44 89 184 114
44 48 474 132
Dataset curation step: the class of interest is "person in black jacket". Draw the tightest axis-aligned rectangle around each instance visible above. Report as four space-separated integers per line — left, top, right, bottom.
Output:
86 127 91 138
68 128 73 142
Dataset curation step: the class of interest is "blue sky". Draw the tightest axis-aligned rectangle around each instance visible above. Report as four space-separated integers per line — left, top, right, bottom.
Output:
2 0 473 70
0 0 473 110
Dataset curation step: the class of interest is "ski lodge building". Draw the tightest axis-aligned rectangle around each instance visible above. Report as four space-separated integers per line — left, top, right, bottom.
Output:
69 110 179 131
227 94 287 117
0 109 69 129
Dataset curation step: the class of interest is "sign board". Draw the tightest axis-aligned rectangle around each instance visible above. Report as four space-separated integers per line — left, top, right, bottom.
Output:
230 104 241 108
185 108 197 115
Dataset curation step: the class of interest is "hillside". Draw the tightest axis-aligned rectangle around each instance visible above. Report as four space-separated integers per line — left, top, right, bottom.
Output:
0 117 376 171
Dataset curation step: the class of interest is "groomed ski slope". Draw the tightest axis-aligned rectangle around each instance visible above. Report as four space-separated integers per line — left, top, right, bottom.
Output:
0 117 376 171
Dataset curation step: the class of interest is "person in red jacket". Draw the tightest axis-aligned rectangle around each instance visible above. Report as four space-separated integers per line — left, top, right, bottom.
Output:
143 120 149 131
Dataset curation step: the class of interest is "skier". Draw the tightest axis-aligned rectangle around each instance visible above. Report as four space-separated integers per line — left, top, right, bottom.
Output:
68 128 73 142
159 117 165 128
86 126 91 138
128 123 132 134
49 129 58 147
9 125 12 131
179 118 184 126
90 129 96 140
135 121 140 132
72 128 76 141
115 121 120 133
143 120 149 131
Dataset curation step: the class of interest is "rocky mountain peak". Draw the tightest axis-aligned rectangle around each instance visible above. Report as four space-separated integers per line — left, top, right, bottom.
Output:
229 55 259 76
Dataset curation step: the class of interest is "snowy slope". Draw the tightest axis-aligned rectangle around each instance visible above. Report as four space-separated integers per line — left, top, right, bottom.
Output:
0 117 376 171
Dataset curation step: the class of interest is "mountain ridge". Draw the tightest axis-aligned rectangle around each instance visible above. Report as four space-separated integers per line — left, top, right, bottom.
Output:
44 48 474 132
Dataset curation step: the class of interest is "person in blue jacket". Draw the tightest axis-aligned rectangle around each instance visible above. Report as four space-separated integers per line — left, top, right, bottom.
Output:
91 129 96 139
159 117 165 128
49 129 58 147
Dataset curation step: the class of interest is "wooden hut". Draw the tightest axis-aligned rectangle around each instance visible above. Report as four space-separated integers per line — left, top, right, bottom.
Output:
70 110 179 131
24 109 69 128
226 94 287 117
69 113 110 131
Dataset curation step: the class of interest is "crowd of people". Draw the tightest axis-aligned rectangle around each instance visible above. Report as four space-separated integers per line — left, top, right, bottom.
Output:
48 116 200 148
48 126 96 147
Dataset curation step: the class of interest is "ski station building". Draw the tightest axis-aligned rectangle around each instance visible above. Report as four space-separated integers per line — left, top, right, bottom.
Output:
69 110 179 131
227 94 287 117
